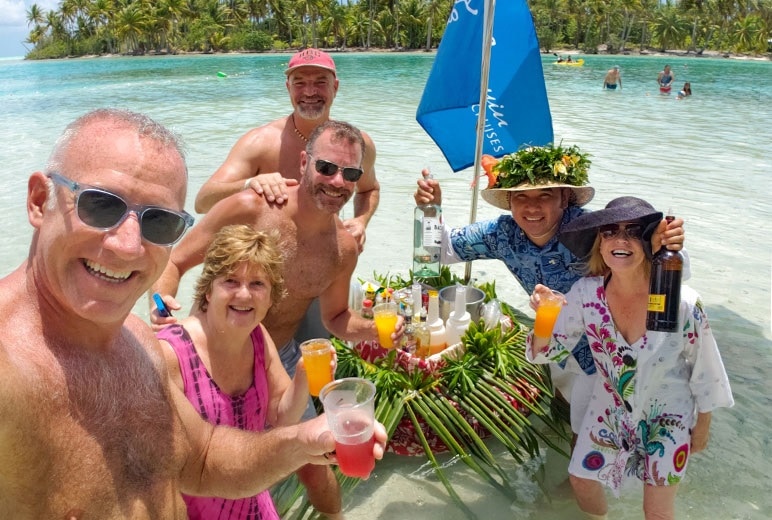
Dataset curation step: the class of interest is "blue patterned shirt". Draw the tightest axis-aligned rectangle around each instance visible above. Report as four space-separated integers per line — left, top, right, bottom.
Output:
445 206 595 375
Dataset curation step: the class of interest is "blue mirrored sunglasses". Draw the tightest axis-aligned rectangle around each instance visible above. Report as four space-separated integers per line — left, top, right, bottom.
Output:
48 173 194 246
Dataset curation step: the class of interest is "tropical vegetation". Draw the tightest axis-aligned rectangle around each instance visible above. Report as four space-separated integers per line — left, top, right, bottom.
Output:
271 267 571 519
23 0 772 60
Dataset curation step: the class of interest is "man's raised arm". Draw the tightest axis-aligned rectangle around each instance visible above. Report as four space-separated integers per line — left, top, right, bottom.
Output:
195 129 267 213
343 132 380 251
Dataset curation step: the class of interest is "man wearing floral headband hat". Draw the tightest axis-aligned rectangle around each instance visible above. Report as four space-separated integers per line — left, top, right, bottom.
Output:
195 48 380 253
414 144 686 436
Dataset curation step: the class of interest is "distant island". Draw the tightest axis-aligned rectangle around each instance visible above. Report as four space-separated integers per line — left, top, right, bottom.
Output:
22 0 771 60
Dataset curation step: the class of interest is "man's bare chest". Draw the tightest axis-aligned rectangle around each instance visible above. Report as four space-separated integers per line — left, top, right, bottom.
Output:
260 217 345 298
6 345 184 505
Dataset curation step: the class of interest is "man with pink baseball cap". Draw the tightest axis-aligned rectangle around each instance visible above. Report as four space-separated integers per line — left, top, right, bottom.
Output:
195 48 379 254
285 48 337 76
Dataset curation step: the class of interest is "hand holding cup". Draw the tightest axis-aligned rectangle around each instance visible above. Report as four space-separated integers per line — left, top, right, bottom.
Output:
299 338 335 397
319 378 377 479
372 302 399 349
532 285 565 339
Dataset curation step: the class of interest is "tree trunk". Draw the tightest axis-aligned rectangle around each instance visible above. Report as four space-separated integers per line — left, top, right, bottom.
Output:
367 0 373 49
425 16 432 50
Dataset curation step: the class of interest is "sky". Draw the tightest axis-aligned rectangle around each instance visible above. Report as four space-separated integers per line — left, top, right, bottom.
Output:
0 0 57 58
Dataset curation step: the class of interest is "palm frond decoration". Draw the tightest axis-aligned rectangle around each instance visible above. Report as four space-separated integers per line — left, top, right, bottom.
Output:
273 269 570 519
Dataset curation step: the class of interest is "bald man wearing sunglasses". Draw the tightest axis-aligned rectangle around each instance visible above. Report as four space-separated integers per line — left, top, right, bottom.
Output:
0 109 388 518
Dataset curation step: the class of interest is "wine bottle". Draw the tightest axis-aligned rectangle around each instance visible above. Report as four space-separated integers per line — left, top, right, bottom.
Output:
646 213 683 332
413 172 442 278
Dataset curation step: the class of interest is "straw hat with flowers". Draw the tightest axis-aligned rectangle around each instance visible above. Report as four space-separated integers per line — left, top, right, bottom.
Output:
480 144 595 210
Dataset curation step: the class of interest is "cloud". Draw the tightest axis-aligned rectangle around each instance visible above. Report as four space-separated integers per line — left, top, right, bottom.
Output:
0 0 26 26
0 0 60 27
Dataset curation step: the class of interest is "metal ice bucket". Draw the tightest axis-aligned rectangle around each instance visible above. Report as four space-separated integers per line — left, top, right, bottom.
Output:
438 285 485 322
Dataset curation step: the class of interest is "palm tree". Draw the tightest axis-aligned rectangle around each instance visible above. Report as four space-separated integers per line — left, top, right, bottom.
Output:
320 0 350 48
113 3 147 53
732 14 766 52
26 4 45 28
397 0 426 49
650 6 687 51
157 0 189 52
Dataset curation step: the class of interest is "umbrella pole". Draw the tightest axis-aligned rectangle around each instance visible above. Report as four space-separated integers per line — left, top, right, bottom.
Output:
464 0 496 283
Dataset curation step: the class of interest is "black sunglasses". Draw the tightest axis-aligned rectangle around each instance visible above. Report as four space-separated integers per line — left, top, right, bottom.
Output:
48 173 195 246
599 223 645 241
312 157 364 183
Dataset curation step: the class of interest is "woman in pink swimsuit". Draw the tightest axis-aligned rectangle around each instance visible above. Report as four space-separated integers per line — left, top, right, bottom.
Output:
157 224 335 520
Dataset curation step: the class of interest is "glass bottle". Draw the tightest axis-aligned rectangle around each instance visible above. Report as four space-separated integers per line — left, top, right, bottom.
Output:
401 306 417 354
361 298 374 320
413 173 442 278
426 290 447 355
646 212 684 332
414 308 431 358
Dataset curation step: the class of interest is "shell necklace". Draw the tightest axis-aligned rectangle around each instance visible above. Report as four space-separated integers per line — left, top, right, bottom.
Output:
291 114 308 143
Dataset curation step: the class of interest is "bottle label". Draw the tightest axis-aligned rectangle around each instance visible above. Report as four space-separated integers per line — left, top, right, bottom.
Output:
647 294 666 313
422 217 442 247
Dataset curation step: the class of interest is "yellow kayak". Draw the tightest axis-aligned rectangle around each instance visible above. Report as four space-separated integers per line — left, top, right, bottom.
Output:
554 58 584 67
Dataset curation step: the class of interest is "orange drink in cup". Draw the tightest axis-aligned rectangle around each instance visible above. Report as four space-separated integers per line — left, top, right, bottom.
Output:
533 290 564 339
372 302 398 348
300 338 334 396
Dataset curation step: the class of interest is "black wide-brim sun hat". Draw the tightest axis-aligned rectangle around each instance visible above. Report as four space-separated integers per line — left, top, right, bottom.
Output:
559 196 663 260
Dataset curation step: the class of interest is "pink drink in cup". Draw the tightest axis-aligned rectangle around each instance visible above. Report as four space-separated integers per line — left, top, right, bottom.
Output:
331 411 376 478
319 378 376 478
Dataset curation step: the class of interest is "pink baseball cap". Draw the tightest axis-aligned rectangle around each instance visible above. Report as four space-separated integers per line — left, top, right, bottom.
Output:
285 48 336 76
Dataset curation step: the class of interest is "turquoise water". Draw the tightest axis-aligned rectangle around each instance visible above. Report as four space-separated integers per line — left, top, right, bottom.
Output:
0 53 770 519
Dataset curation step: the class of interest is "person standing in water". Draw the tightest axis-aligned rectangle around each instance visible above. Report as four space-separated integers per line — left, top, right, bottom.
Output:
603 66 622 90
657 64 675 92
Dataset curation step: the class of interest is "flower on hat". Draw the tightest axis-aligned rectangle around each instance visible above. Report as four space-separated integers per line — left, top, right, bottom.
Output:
491 144 591 189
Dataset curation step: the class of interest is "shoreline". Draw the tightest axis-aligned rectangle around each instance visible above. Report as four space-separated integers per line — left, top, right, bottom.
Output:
547 46 771 62
11 45 772 62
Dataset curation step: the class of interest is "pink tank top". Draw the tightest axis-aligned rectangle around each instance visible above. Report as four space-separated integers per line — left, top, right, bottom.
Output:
157 324 280 520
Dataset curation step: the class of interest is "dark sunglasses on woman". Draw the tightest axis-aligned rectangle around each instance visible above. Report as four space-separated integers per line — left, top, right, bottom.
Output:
47 173 194 246
599 222 645 241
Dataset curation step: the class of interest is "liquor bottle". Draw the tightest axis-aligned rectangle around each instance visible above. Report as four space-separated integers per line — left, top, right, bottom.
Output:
414 308 431 358
426 290 447 355
413 173 442 278
401 306 417 354
646 212 684 332
361 298 374 320
411 283 423 315
446 285 472 346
